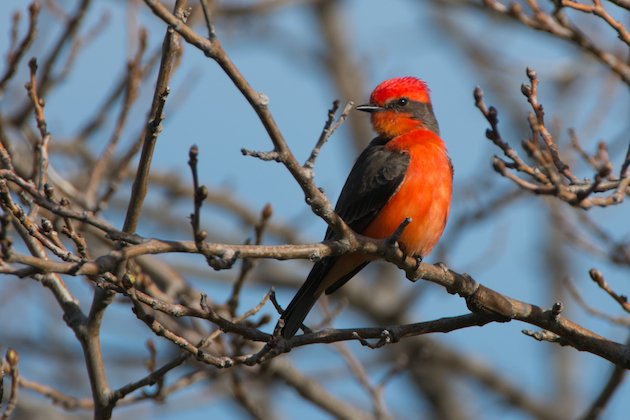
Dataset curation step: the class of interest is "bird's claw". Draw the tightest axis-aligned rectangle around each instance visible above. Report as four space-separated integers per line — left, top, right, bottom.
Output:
413 255 423 271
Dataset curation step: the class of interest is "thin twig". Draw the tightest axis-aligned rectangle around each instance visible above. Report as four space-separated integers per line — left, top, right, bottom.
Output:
475 76 630 209
11 0 94 126
1 349 19 420
123 0 187 234
580 336 630 420
0 2 39 94
562 277 630 327
198 0 216 40
227 203 272 316
304 100 354 173
25 58 51 194
589 268 630 314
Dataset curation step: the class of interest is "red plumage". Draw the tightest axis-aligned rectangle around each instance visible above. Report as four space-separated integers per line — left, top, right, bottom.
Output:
370 76 431 105
363 130 451 257
280 77 453 338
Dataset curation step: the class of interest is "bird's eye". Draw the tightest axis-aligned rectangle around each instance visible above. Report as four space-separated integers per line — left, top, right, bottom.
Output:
397 98 408 107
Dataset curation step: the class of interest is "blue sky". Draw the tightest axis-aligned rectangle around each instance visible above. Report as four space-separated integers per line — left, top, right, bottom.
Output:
1 1 629 419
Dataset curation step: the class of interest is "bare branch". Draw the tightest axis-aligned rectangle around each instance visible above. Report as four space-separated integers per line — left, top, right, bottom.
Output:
0 2 39 94
580 336 630 420
475 74 630 209
1 349 20 420
123 0 187 234
589 268 630 314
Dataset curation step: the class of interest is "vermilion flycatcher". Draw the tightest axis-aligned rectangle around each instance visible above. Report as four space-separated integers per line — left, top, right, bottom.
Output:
280 77 452 338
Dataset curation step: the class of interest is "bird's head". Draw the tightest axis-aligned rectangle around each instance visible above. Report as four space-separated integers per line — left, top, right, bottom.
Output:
356 77 439 138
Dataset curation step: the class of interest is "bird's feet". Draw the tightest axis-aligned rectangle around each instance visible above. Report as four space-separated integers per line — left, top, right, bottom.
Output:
402 251 423 281
400 248 422 269
412 255 423 271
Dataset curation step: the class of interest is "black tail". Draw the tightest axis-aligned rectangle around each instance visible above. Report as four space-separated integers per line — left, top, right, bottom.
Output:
279 283 321 338
279 260 332 338
279 258 371 338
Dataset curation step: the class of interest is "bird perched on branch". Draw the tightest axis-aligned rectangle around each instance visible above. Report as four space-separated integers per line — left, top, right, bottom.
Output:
280 77 453 338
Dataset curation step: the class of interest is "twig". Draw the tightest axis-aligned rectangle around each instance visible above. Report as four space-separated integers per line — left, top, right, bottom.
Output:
522 329 570 346
475 76 630 209
304 100 354 173
18 377 93 410
478 0 630 85
560 0 630 47
240 149 281 162
521 67 577 183
84 287 115 419
304 99 339 171
227 203 272 316
187 145 207 245
589 268 630 314
562 276 630 327
613 142 630 203
1 349 19 420
0 169 143 244
0 2 39 94
198 0 217 40
143 0 347 241
1 180 629 368
129 294 235 368
186 146 239 270
574 163 612 204
25 58 51 194
123 0 187 234
0 181 82 263
312 0 371 151
580 336 630 420
122 83 170 232
108 353 189 405
11 0 94 126
474 86 548 184
6 221 630 368
60 206 89 260
569 128 600 171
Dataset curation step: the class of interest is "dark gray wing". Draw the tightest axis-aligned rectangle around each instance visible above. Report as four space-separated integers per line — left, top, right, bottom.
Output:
325 136 410 239
280 137 409 338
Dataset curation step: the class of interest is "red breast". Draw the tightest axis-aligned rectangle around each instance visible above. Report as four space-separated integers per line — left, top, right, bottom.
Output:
363 129 452 257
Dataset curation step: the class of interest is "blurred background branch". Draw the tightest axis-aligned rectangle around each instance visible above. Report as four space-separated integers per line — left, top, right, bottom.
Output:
0 1 629 419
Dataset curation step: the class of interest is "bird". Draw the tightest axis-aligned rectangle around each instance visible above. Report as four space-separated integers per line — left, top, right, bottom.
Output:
279 76 453 338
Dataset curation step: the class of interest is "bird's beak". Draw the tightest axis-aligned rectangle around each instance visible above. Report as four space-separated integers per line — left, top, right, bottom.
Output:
355 104 383 113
